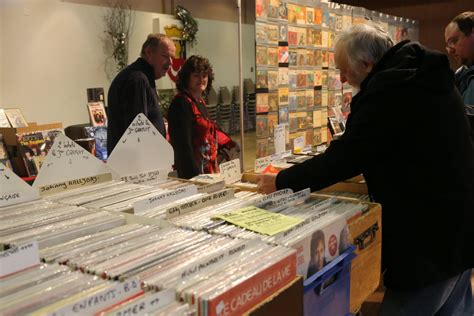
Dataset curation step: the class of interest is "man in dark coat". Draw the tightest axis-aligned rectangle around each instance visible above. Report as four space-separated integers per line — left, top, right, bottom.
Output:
258 24 474 315
107 34 176 154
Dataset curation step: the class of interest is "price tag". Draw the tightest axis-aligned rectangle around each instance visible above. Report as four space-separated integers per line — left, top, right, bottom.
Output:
219 159 241 184
0 241 40 278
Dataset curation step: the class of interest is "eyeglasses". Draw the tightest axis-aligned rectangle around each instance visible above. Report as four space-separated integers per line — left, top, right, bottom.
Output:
445 34 464 52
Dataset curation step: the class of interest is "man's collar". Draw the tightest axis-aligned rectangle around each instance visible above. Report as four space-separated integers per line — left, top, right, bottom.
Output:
136 57 156 86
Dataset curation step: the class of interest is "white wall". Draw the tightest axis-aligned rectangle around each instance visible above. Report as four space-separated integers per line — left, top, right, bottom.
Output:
0 0 255 127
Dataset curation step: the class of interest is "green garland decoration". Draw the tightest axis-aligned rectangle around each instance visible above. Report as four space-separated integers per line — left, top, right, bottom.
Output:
175 5 198 47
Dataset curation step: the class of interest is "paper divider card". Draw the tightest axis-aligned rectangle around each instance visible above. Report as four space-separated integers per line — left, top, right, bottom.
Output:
32 133 119 190
213 206 303 236
274 123 287 154
120 168 171 185
219 159 241 185
38 173 113 197
0 241 40 278
106 113 173 180
133 185 198 214
0 163 40 207
166 189 234 219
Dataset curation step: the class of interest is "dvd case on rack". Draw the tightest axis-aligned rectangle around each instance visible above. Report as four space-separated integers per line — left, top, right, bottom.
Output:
278 46 289 64
278 67 289 86
268 92 279 112
256 93 269 114
268 70 278 90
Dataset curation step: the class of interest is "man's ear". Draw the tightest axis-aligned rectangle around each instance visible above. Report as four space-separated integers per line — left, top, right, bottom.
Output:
362 61 374 73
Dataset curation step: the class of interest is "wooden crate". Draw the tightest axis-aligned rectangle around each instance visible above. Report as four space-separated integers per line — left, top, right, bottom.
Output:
347 203 382 313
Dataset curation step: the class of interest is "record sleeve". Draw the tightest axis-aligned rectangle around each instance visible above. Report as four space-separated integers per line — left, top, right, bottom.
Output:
297 48 307 67
256 22 267 43
288 50 297 67
314 29 322 47
296 71 307 88
288 91 297 111
278 46 289 64
5 108 28 128
256 46 268 66
306 7 314 25
256 115 269 138
268 70 278 91
256 69 268 89
16 131 45 176
268 92 279 112
278 67 289 86
256 0 267 19
267 0 279 19
279 107 289 125
313 128 322 145
256 93 269 114
296 5 306 25
288 69 297 89
278 1 288 20
297 27 306 46
296 91 306 111
268 47 279 67
287 3 298 24
306 49 315 67
87 102 107 127
314 89 322 107
315 69 322 86
278 24 288 42
267 23 279 44
278 87 289 105
306 89 314 109
268 113 278 136
314 8 323 26
313 110 322 127
288 27 298 46
256 138 269 158
0 109 11 127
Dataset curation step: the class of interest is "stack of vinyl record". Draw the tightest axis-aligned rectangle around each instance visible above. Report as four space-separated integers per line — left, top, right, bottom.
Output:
0 199 125 250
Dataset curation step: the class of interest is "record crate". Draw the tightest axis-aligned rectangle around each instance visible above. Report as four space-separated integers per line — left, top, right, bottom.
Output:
312 193 382 314
303 245 356 316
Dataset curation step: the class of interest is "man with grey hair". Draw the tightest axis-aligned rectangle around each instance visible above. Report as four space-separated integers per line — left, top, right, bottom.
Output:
107 34 176 153
258 24 473 315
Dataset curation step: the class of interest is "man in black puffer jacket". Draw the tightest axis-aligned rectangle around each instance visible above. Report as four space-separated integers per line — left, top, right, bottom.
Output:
258 24 474 315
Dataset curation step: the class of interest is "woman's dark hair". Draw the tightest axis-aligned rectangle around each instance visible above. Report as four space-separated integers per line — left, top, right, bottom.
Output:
176 55 214 95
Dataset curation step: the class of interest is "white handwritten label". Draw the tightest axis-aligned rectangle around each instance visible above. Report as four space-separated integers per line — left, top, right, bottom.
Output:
180 240 260 282
273 188 311 207
293 136 305 152
0 241 40 278
133 185 198 214
120 168 169 184
0 164 39 207
48 279 142 316
107 114 174 179
106 289 175 316
254 188 294 207
302 145 313 153
254 156 272 173
33 133 118 189
219 159 241 184
274 124 287 154
271 150 292 161
38 173 113 196
166 189 234 219
197 181 225 194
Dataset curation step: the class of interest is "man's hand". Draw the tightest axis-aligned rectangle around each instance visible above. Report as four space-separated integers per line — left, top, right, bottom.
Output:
257 173 278 194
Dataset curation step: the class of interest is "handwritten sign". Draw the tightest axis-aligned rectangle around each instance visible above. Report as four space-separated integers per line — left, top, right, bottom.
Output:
133 185 198 214
274 124 287 154
0 163 39 207
47 279 142 316
293 136 305 153
213 206 303 236
273 188 311 207
32 133 118 189
166 189 234 219
254 156 271 173
254 188 293 206
107 114 173 179
38 173 113 197
219 159 241 184
0 241 40 278
120 168 170 184
104 289 175 316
